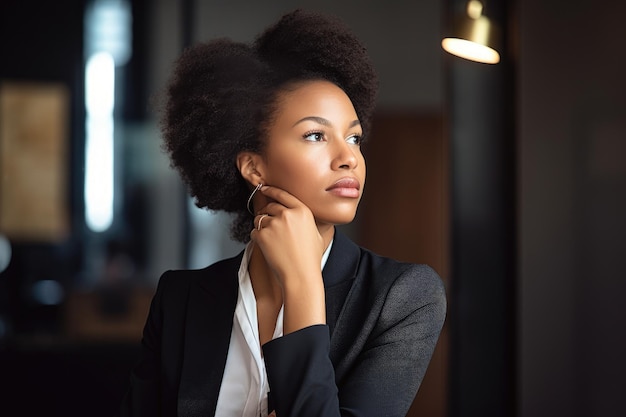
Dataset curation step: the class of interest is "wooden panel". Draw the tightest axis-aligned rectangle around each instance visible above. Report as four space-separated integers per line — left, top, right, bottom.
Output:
0 82 70 242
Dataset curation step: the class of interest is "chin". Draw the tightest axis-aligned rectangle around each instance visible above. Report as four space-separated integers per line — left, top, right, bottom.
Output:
312 201 360 226
317 212 357 226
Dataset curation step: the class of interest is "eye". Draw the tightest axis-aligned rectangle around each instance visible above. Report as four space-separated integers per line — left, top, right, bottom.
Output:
303 131 325 142
346 134 363 146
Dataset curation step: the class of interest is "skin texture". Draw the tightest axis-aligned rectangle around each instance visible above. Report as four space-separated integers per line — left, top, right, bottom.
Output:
236 80 366 344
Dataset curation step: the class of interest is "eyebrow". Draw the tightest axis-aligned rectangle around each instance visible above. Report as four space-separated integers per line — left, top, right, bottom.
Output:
292 116 361 129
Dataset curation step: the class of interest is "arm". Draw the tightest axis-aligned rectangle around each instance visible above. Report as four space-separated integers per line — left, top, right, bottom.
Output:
263 265 447 417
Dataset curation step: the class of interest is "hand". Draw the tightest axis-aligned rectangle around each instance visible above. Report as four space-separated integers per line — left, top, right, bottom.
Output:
250 185 327 333
251 185 325 286
268 411 276 417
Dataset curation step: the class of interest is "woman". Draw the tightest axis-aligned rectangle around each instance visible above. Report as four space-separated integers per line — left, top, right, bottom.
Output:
122 9 446 417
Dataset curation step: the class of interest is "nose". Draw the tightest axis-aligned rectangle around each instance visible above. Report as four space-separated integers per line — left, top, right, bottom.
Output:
331 138 358 171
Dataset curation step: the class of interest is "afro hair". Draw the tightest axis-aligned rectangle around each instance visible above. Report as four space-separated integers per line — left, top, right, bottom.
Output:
159 9 378 243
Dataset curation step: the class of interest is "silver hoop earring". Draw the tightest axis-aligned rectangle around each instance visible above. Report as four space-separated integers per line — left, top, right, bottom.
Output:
247 183 263 215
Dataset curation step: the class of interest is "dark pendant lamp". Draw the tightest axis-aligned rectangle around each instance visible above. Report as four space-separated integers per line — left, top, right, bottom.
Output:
442 0 501 64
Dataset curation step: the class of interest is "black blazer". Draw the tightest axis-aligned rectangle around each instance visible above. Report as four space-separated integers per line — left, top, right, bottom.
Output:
121 230 446 417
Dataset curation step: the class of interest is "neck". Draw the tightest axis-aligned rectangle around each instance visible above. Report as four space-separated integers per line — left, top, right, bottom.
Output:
317 223 336 251
249 246 282 304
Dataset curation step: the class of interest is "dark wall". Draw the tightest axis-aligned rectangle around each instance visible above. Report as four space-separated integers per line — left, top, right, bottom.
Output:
520 1 626 416
0 0 85 336
1 1 84 81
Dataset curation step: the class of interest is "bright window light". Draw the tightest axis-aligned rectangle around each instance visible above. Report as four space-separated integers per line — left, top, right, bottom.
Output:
85 52 115 232
83 0 131 233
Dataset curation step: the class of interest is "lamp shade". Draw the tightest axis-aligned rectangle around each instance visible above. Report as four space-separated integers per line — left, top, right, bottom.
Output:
442 1 501 64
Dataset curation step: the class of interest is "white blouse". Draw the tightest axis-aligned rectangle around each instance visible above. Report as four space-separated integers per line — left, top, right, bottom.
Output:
214 241 333 417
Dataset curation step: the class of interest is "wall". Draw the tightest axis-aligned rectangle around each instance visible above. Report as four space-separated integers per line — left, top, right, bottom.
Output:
149 0 443 110
519 1 626 416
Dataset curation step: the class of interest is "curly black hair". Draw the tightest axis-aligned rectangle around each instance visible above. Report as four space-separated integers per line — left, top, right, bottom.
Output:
159 9 378 243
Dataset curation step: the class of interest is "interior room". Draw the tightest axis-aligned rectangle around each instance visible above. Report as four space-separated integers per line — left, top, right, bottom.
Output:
1 0 624 416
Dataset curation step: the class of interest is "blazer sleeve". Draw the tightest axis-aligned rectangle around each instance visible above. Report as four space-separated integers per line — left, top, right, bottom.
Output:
262 264 447 417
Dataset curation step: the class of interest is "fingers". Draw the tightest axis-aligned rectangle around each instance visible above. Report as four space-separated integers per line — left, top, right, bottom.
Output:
250 185 304 221
249 185 315 244
259 185 301 209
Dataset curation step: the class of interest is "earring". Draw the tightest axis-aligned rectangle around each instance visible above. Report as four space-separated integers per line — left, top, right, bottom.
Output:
246 183 263 215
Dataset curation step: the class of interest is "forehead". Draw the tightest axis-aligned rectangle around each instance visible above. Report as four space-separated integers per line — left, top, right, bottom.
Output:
272 80 358 121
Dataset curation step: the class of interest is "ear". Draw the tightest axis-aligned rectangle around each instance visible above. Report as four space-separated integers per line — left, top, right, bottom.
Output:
236 151 265 187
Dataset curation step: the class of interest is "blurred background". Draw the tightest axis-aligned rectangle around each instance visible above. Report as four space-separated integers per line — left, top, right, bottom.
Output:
0 0 624 416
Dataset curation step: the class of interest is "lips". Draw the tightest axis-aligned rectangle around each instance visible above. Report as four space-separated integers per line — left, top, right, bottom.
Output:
326 177 361 198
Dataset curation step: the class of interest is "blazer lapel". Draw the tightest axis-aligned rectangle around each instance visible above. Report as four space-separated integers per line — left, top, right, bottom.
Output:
177 254 241 417
324 230 380 382
323 230 361 342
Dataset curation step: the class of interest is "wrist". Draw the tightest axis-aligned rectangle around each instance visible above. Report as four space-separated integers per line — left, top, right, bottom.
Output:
281 275 326 334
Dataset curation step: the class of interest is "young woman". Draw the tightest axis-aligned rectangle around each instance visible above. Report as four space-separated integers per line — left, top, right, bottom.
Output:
121 9 446 417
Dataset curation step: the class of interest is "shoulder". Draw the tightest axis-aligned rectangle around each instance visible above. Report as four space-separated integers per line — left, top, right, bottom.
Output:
330 230 445 309
359 247 445 298
153 251 243 303
357 247 447 325
160 251 243 281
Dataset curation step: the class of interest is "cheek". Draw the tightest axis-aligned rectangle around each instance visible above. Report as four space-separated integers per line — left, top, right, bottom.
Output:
265 152 317 188
267 156 328 203
360 154 367 176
